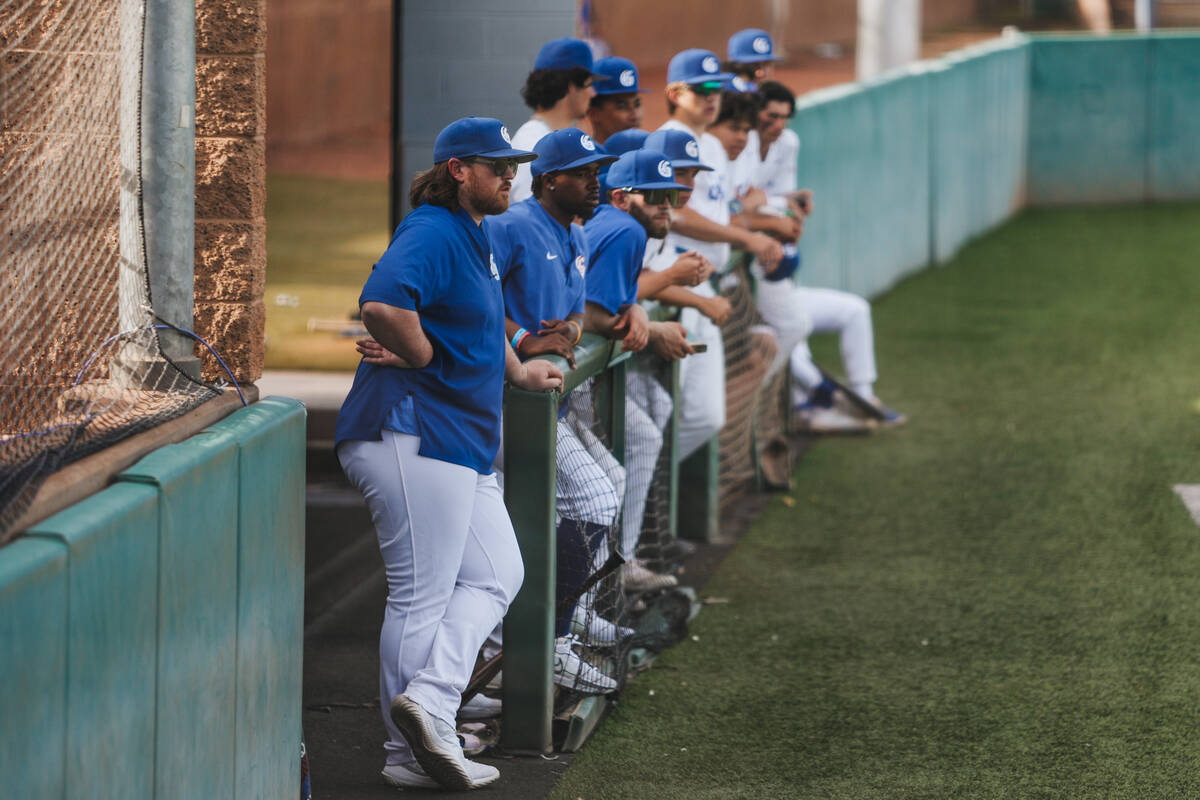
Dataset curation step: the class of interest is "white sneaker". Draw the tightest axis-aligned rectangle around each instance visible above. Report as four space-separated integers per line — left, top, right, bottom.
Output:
381 761 438 789
553 636 617 693
794 403 877 434
458 693 502 720
388 694 500 790
569 606 634 646
622 560 678 592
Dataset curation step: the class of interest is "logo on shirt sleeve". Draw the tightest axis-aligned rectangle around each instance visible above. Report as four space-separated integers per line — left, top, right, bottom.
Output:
708 183 724 202
489 253 500 280
575 254 587 278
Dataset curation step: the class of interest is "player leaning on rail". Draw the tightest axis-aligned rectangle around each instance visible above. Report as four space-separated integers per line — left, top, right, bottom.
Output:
335 117 561 792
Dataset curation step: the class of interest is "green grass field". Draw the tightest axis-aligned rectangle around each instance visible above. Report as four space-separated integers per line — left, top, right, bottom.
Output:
265 175 389 370
552 203 1200 799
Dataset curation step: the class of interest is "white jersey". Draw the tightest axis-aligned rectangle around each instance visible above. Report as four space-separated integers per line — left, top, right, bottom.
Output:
658 119 732 270
508 116 552 204
743 128 801 211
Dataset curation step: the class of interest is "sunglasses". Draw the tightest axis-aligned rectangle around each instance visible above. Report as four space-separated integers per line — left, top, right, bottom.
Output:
625 188 681 207
465 157 519 177
687 82 723 97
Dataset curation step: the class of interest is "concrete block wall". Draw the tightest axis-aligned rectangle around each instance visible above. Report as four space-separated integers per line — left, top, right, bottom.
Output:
194 0 267 384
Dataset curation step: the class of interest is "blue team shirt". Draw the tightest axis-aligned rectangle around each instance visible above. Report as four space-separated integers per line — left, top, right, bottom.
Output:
485 197 587 331
582 204 648 314
334 204 506 474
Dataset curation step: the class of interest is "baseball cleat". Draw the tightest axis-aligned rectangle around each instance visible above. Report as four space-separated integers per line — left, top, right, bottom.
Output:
570 606 635 646
381 761 439 789
554 636 618 693
457 693 502 721
388 694 499 790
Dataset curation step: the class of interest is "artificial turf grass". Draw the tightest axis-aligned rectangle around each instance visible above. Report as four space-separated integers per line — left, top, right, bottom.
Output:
264 174 389 370
550 203 1200 800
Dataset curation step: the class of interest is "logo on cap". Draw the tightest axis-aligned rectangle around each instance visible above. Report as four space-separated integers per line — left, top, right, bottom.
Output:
580 134 596 151
501 126 512 144
753 36 770 54
657 159 672 178
702 56 719 73
619 69 636 88
685 140 699 158
732 76 752 92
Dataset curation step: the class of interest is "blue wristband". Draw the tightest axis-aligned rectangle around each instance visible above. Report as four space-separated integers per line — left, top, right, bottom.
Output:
511 327 529 350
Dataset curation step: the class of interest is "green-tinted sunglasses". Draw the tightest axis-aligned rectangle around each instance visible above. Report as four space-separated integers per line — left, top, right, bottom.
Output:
687 81 724 97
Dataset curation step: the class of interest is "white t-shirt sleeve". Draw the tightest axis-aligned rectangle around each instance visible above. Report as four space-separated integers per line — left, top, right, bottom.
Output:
761 128 800 208
508 118 551 204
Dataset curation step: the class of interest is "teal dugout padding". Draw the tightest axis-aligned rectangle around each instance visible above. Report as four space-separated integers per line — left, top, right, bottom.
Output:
204 396 306 800
0 538 68 799
1027 35 1152 203
792 64 931 299
1149 33 1200 200
119 432 241 799
25 483 160 800
931 38 1030 262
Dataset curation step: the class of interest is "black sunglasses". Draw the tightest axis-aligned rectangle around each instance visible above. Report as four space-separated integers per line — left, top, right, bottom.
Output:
465 157 519 177
624 188 681 207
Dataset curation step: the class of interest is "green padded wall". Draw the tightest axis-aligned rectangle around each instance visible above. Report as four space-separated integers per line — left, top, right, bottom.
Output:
119 432 241 799
26 483 160 800
0 538 68 799
204 396 307 800
1149 34 1200 199
1028 35 1152 203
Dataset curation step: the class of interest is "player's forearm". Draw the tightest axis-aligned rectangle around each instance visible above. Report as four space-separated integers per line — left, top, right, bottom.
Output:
583 301 622 338
650 285 707 311
671 206 756 250
637 269 679 300
360 301 433 368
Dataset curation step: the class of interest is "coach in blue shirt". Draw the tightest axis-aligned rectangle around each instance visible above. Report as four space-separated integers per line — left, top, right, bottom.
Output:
335 117 560 793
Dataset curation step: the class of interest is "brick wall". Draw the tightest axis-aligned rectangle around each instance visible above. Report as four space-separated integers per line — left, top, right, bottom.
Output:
193 0 267 384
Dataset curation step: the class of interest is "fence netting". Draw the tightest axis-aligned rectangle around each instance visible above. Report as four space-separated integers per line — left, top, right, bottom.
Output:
716 256 791 512
553 355 693 712
0 1 217 544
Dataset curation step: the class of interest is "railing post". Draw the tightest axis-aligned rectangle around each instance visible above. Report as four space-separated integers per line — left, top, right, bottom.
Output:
499 387 558 754
678 438 720 543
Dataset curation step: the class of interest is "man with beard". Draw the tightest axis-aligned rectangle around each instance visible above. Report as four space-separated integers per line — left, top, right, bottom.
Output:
484 127 631 689
584 148 693 592
337 117 562 791
510 38 599 203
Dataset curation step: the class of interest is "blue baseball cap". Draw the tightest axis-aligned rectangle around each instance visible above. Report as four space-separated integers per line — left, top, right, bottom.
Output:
643 130 712 172
432 117 538 164
529 127 617 177
603 128 649 156
723 75 758 93
727 29 781 64
533 37 597 73
592 57 650 95
605 149 688 192
667 48 734 85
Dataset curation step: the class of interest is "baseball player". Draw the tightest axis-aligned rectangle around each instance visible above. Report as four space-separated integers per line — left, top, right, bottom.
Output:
585 56 648 145
738 80 907 429
640 129 731 460
657 48 783 277
485 127 629 690
584 148 693 591
335 117 561 791
509 37 598 203
723 28 783 91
